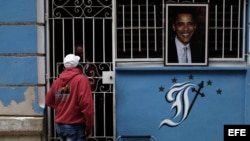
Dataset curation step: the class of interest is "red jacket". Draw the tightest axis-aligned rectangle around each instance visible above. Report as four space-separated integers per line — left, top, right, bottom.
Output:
45 68 94 131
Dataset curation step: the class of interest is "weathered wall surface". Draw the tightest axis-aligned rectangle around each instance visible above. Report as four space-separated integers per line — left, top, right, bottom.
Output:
0 0 45 140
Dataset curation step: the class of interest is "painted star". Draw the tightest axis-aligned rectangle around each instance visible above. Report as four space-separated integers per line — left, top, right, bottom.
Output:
189 74 194 80
159 86 164 92
172 77 177 83
216 88 222 94
207 80 212 86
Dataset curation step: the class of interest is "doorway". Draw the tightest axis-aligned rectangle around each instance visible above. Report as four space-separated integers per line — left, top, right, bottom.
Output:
45 1 114 140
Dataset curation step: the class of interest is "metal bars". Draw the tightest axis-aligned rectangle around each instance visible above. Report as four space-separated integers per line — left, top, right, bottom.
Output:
116 0 246 62
46 0 114 141
116 0 164 62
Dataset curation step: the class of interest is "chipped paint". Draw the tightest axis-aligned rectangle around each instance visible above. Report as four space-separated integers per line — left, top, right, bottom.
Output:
0 87 43 115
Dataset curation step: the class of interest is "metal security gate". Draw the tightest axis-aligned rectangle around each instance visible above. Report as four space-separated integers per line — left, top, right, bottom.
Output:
45 0 114 141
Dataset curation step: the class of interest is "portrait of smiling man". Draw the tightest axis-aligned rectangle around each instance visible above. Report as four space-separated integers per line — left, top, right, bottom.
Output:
166 5 207 65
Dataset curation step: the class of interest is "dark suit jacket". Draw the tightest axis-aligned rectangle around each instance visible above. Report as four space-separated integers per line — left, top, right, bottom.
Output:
167 37 205 63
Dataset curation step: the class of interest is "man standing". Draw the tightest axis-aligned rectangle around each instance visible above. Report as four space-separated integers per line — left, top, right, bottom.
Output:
46 54 94 141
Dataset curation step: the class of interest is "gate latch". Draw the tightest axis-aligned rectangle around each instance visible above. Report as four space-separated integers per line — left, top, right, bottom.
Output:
102 71 114 84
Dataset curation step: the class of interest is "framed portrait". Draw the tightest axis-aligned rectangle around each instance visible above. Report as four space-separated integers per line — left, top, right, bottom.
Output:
164 3 209 66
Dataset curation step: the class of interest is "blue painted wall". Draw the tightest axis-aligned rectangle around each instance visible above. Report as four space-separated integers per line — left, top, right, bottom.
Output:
115 1 250 140
0 0 36 22
0 26 37 53
0 0 43 114
116 67 250 141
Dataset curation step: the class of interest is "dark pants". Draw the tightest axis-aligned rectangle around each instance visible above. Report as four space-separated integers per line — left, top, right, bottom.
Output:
56 123 86 141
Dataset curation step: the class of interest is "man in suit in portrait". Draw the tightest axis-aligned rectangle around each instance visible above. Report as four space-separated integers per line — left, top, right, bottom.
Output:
167 7 205 64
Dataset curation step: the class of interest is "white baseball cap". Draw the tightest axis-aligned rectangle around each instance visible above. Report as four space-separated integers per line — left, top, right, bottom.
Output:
63 54 80 68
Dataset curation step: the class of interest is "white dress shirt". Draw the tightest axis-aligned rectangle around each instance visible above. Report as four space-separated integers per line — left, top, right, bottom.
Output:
175 37 192 63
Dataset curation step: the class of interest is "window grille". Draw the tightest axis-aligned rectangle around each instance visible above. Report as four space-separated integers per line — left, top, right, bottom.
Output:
115 0 246 63
116 0 164 62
